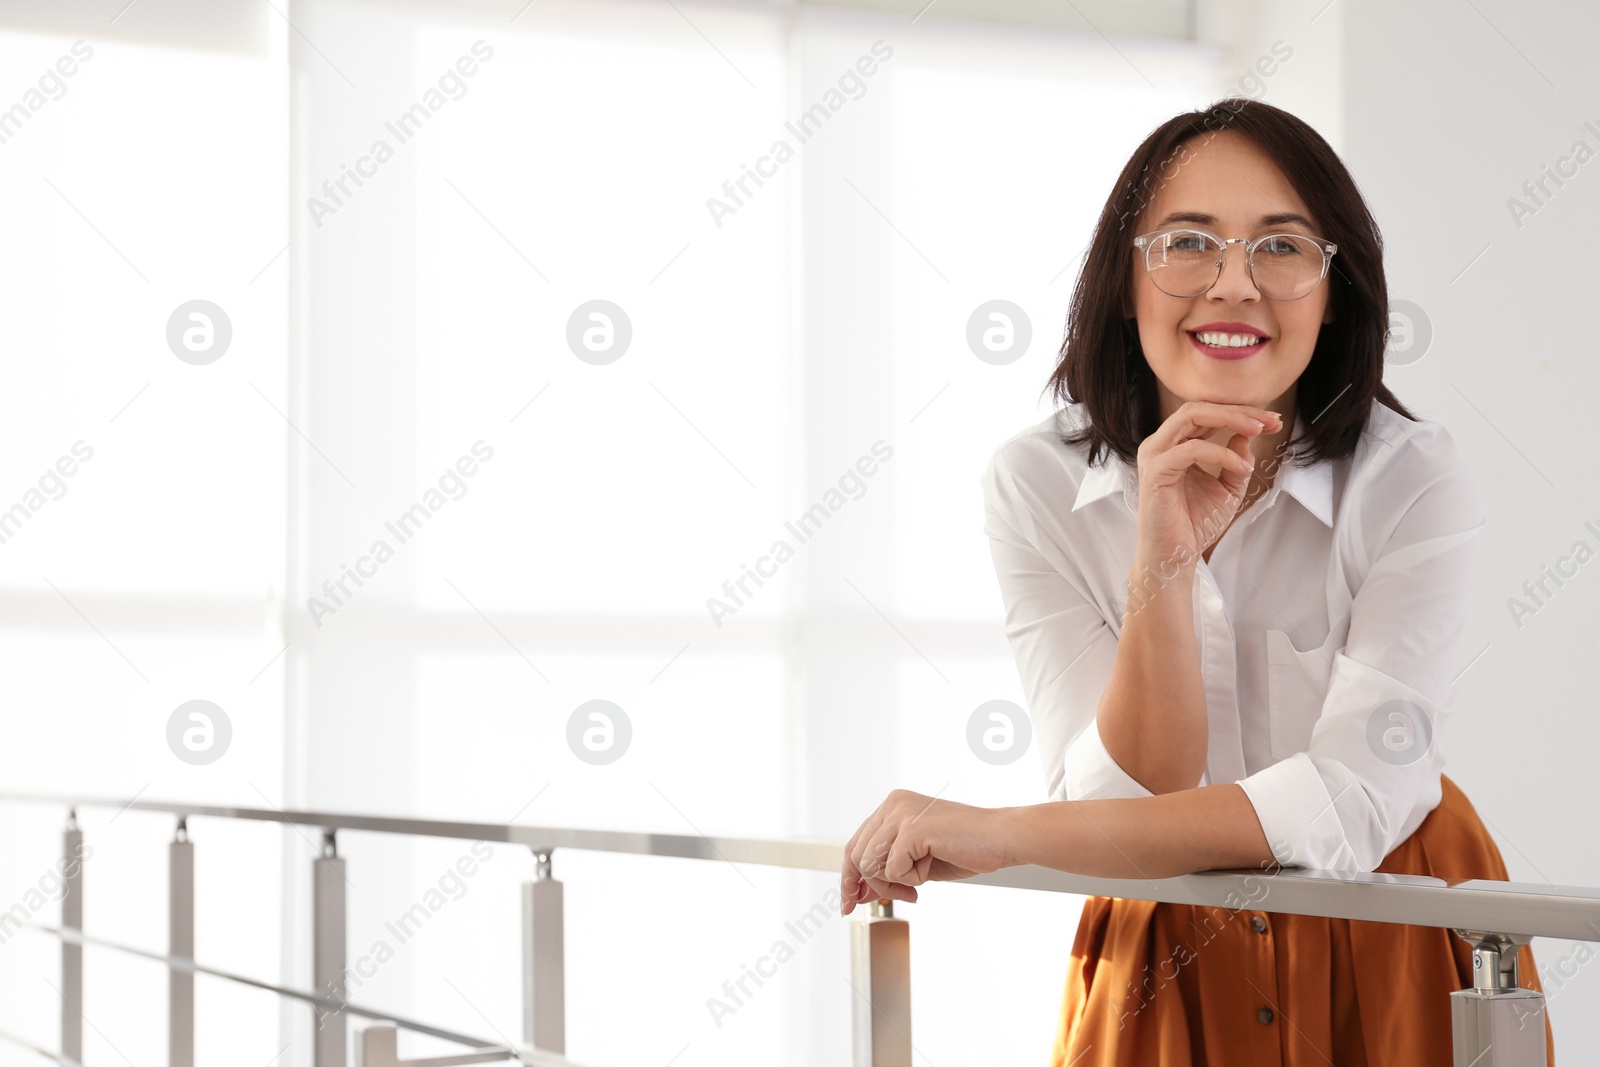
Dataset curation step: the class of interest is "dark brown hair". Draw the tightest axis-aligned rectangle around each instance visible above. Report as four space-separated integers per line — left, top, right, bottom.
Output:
1044 97 1415 470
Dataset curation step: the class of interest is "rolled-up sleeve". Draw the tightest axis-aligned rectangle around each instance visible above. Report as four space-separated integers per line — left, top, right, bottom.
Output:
981 454 1152 802
1235 429 1487 873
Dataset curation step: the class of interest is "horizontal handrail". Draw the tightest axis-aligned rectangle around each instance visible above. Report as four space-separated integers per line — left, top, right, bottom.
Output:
9 923 590 1067
6 791 1600 941
21 924 515 1059
0 791 842 869
0 1026 65 1065
963 866 1600 942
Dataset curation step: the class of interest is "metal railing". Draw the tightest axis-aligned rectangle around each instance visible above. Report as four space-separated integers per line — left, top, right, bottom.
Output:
1 790 1594 1066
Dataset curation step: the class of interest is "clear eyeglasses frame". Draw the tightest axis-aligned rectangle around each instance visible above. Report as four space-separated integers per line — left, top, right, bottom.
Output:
1132 226 1339 302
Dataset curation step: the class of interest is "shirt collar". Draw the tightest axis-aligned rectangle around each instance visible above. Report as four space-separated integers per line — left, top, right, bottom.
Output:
1071 406 1333 527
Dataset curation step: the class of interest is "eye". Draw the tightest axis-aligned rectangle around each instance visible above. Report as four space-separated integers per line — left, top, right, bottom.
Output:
1258 236 1304 256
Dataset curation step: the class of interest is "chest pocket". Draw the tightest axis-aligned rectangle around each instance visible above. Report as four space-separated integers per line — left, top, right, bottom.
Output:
1265 628 1338 759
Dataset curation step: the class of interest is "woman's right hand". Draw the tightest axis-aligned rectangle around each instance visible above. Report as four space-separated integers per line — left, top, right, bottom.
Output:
1132 400 1282 569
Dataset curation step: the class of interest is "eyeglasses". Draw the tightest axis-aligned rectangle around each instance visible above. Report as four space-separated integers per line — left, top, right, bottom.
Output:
1132 227 1338 301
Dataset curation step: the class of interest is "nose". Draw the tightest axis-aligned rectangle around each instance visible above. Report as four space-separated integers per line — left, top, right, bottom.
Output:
1208 240 1260 303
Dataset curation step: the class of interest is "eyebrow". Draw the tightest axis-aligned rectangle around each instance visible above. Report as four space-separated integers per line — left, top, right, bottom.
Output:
1153 210 1317 231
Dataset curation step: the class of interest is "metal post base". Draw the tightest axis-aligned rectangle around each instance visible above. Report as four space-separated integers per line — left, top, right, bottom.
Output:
353 1024 511 1067
1451 989 1547 1066
851 899 912 1067
1450 930 1547 1067
523 850 565 1054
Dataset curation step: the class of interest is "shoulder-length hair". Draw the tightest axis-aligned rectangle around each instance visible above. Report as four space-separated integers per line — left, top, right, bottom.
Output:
1044 97 1415 469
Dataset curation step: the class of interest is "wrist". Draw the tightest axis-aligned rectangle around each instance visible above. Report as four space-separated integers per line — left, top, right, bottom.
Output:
1125 555 1196 614
995 802 1076 871
993 805 1030 869
1130 546 1199 584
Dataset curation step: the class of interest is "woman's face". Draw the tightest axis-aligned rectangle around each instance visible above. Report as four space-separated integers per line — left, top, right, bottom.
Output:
1129 129 1334 423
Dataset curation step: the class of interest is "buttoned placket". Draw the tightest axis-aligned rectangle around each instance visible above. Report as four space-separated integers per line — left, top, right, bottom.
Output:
1189 479 1285 787
1188 484 1292 1064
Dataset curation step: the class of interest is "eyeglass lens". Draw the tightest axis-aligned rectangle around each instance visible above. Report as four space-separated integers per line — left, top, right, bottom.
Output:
1144 231 1326 300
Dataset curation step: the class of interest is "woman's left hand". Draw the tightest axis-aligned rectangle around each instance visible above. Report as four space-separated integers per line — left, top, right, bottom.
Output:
839 789 1013 915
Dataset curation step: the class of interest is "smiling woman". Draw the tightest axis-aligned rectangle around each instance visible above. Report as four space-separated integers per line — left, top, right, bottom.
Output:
839 98 1556 1066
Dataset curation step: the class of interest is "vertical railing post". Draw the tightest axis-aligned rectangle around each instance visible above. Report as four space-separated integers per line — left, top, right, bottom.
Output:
1450 929 1547 1067
170 819 195 1067
61 809 84 1065
314 830 347 1067
522 848 565 1054
851 898 911 1067
353 1023 400 1067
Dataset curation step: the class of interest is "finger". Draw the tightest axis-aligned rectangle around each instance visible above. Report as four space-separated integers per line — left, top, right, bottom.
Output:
1142 402 1280 453
883 834 932 887
842 878 873 916
840 806 888 912
1142 438 1256 489
854 830 920 904
858 829 921 901
856 828 895 884
863 875 918 904
853 853 916 904
843 850 884 915
841 852 866 914
846 827 893 910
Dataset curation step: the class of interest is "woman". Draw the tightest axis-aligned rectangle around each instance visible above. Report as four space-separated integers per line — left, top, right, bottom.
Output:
837 98 1554 1065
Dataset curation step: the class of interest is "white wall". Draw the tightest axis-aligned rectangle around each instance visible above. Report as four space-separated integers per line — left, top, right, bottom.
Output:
1337 0 1600 1056
0 5 291 1065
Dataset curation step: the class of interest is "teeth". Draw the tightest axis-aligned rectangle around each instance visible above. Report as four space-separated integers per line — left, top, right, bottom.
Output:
1194 331 1265 347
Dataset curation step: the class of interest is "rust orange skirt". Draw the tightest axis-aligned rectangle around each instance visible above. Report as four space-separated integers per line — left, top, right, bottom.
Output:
1049 775 1555 1066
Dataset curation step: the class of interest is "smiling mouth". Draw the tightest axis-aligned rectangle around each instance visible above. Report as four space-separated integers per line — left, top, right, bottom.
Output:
1186 330 1267 360
1188 329 1270 350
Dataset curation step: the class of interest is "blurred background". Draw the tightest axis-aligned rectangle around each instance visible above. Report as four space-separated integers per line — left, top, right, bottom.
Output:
0 0 1595 1062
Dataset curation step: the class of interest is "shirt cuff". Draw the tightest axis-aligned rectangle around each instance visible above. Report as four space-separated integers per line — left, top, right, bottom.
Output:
1234 751 1361 871
1058 719 1154 801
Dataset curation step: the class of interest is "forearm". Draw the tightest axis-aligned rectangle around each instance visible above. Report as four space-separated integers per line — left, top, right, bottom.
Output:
1094 556 1208 793
999 783 1275 879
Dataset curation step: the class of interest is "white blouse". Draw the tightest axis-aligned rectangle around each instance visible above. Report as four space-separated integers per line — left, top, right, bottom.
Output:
980 398 1486 873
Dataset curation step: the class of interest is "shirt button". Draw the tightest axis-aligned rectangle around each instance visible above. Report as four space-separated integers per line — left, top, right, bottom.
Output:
1251 915 1268 933
1258 1007 1275 1025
